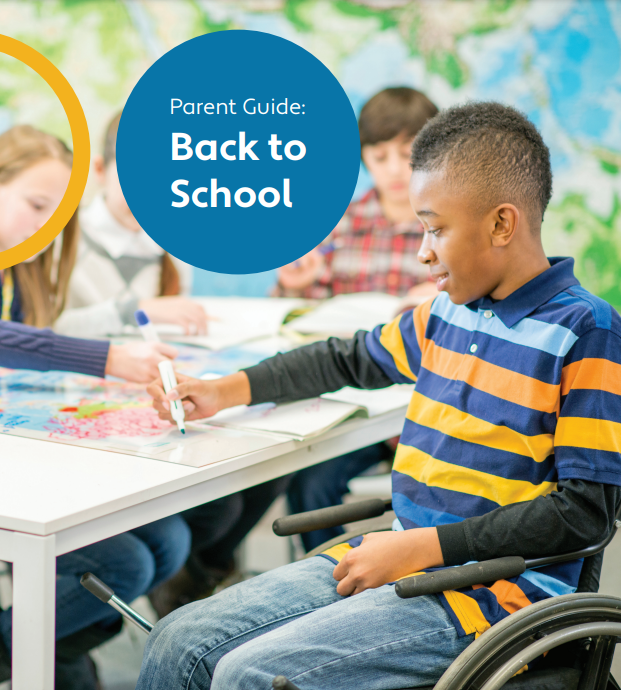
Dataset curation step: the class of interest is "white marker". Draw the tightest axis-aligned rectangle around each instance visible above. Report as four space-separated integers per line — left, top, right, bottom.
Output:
136 310 185 433
158 360 186 434
135 309 160 342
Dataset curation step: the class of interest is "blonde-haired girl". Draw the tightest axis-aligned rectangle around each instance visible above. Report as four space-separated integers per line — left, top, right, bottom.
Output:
0 125 190 689
0 124 175 381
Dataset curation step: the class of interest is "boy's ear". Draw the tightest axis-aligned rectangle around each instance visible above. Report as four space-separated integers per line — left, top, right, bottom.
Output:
490 204 519 247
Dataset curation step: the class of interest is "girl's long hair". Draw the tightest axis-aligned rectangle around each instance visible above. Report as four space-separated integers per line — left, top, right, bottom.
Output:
0 125 79 327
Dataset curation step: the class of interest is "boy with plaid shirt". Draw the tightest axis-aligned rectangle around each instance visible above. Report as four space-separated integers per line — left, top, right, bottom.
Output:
276 86 438 300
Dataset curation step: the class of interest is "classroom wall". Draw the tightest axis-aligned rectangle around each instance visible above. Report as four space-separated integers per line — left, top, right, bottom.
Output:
0 0 619 307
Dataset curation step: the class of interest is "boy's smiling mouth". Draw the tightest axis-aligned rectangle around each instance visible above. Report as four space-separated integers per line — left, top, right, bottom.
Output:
431 270 449 291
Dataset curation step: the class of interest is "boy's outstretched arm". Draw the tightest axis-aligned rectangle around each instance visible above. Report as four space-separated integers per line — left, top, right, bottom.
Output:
245 332 394 404
148 331 394 421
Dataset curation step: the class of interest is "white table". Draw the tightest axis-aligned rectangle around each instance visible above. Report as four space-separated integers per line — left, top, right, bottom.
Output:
0 407 404 689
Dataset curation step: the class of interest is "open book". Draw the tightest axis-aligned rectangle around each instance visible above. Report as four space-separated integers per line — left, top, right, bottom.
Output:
194 383 414 441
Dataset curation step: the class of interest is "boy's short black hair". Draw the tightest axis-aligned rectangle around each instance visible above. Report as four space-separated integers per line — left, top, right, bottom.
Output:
103 111 122 167
410 102 553 229
359 87 438 148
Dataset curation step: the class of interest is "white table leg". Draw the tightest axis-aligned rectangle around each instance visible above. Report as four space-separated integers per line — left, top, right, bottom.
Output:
12 532 56 690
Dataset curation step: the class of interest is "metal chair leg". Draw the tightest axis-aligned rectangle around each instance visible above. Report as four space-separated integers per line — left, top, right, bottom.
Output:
80 572 154 634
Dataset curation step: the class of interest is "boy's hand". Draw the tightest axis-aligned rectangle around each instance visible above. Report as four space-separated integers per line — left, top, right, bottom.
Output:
278 249 324 290
138 297 209 335
147 371 252 422
332 528 443 596
105 342 178 383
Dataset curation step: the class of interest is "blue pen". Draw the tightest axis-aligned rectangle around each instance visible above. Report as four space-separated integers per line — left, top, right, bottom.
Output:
135 309 160 342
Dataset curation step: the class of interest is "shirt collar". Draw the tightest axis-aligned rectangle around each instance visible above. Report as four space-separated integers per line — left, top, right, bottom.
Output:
80 195 164 260
466 257 580 328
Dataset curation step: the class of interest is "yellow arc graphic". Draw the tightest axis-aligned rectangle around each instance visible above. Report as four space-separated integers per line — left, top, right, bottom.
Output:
0 34 90 269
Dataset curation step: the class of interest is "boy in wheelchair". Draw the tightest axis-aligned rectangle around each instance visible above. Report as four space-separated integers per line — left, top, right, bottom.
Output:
138 102 621 690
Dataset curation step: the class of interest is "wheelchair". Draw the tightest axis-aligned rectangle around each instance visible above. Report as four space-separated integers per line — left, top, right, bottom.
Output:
82 496 621 690
270 497 621 690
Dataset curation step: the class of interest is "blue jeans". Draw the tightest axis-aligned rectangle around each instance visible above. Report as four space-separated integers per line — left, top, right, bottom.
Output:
0 515 191 651
287 443 391 551
137 556 473 690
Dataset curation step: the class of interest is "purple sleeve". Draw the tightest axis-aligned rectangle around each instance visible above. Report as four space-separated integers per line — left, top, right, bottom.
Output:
0 321 109 377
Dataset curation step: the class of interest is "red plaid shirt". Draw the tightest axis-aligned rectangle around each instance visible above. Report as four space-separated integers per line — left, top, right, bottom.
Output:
276 189 431 299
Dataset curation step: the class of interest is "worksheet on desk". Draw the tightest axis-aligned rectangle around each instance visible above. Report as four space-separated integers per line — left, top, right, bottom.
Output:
0 367 286 467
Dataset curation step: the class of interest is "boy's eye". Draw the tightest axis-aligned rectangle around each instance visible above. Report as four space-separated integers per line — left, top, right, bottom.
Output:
427 228 442 236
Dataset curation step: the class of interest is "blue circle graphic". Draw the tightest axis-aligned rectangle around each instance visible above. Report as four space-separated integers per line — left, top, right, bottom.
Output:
117 31 360 274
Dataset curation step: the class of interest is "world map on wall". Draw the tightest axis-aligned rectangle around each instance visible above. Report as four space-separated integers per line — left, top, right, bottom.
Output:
0 0 619 309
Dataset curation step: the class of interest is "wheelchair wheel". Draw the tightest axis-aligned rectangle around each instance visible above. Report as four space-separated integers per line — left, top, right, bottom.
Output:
435 593 621 690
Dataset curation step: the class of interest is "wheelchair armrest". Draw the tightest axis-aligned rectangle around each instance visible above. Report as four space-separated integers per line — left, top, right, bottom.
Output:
396 519 621 599
395 556 526 598
273 497 392 537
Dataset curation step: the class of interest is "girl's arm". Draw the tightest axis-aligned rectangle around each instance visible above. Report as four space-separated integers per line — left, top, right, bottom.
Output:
0 321 177 382
0 320 109 376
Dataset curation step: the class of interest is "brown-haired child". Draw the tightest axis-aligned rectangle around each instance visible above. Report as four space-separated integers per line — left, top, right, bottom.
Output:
276 86 439 300
55 112 208 338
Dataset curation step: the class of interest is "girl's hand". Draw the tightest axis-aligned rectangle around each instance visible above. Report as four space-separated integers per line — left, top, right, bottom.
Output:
105 342 178 383
138 297 209 335
278 249 324 290
332 528 444 596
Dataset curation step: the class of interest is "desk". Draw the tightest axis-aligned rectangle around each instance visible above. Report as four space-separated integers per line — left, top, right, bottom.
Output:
0 405 405 689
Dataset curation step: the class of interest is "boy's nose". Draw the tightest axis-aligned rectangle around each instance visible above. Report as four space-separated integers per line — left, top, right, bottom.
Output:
417 233 436 265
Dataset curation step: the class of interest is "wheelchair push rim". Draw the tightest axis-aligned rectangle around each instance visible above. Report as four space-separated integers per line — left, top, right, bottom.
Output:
434 593 621 690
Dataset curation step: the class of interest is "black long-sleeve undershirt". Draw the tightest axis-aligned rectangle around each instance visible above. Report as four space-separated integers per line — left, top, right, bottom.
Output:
243 332 620 573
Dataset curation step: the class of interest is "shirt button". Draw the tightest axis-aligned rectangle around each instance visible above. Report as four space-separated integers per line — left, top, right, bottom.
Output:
470 344 478 353
483 310 494 319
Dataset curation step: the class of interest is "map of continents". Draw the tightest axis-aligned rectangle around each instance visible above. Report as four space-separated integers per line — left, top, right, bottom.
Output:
0 0 619 309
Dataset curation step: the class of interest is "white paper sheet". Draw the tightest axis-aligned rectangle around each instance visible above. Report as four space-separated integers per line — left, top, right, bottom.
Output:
287 293 401 337
166 297 306 349
322 384 414 417
203 397 365 440
123 298 306 350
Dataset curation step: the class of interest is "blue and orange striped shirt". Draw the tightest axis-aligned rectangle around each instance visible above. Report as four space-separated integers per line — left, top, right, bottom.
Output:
322 257 621 637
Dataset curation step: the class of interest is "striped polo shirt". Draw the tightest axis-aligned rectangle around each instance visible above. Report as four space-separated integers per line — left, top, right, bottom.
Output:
322 257 621 637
